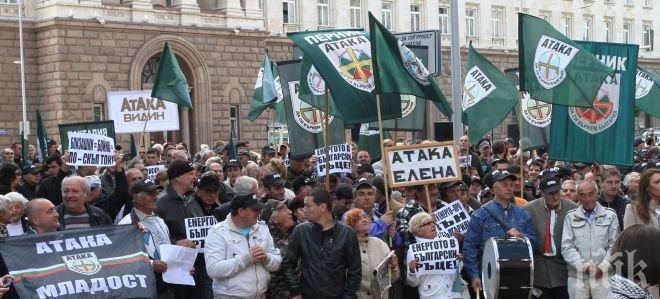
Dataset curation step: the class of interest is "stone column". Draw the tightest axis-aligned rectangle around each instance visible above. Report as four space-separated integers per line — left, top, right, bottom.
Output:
181 107 190 146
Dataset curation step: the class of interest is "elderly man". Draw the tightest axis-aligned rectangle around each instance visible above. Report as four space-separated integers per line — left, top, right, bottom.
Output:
561 180 578 203
561 179 619 299
56 176 112 230
523 177 578 298
205 194 281 298
26 198 60 234
463 170 539 294
1 148 14 165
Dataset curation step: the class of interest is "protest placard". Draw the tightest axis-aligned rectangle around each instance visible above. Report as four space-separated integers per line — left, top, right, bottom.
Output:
59 120 116 151
184 216 218 252
384 142 461 188
314 143 352 175
107 90 180 134
0 225 156 299
408 237 460 276
146 165 165 181
459 155 472 168
67 132 116 167
433 201 471 238
372 251 395 298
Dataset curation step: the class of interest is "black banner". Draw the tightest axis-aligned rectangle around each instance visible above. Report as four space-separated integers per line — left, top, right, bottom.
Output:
0 225 156 299
58 120 116 151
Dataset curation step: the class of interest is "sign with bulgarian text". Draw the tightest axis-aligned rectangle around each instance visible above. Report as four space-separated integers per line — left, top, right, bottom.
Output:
107 90 180 134
408 237 459 275
314 144 352 175
384 142 462 188
67 132 116 167
146 165 165 182
433 200 471 238
184 216 218 252
58 121 116 152
0 225 156 299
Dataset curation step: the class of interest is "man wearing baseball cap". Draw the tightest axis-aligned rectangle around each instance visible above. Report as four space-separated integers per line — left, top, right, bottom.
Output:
205 194 281 298
260 199 294 298
464 169 539 295
262 173 286 202
261 145 277 166
16 164 40 199
476 138 493 174
523 177 578 298
223 159 242 188
155 160 205 298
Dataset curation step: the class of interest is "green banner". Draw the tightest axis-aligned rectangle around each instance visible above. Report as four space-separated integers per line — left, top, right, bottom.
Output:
635 67 660 118
505 68 551 151
58 120 116 151
368 96 425 131
358 124 390 162
277 60 346 158
549 42 638 166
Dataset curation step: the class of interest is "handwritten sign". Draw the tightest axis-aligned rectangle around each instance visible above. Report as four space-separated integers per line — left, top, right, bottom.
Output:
184 216 218 252
459 155 472 167
314 143 352 175
408 237 460 275
384 142 461 188
67 132 116 167
146 165 165 181
107 90 180 134
433 201 471 238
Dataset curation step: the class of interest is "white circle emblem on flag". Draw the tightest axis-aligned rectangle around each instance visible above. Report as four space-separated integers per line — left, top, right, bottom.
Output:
398 41 430 85
462 66 497 111
522 95 552 128
533 35 579 89
319 36 374 92
400 95 416 118
635 69 653 99
292 97 334 134
307 65 326 96
569 77 619 134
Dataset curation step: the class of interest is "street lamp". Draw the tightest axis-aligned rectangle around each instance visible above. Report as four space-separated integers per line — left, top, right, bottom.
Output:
17 0 28 162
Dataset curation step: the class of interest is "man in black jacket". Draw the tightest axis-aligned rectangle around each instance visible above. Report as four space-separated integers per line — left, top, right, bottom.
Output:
282 187 361 299
36 154 69 205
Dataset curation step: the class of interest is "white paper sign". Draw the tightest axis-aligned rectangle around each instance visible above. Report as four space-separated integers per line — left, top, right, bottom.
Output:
314 143 352 175
67 132 116 167
184 216 218 252
408 237 460 275
146 165 165 181
433 201 471 238
385 142 461 188
107 90 180 134
459 155 472 167
159 244 199 286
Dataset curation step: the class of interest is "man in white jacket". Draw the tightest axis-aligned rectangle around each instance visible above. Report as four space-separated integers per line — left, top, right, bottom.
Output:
204 193 281 298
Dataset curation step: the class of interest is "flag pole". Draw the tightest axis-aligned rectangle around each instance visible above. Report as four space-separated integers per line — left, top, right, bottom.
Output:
518 92 524 197
323 88 331 191
376 95 391 214
138 101 152 153
423 184 432 212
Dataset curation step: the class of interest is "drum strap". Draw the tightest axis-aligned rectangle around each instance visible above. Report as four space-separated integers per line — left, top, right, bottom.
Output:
483 204 510 231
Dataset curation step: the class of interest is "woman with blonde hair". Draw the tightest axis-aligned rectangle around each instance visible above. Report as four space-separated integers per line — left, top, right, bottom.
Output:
267 158 287 181
343 208 399 298
406 212 467 298
623 169 660 229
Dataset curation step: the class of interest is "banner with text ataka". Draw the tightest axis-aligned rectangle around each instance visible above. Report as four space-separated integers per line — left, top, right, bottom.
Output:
107 90 180 134
384 142 461 188
0 225 156 299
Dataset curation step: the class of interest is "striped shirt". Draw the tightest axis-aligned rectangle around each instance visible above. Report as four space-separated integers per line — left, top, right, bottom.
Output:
63 211 91 230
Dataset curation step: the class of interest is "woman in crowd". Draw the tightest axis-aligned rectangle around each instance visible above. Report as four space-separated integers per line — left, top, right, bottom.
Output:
623 169 660 229
608 225 659 298
343 208 399 299
0 162 21 195
4 192 28 236
406 212 467 299
0 195 14 237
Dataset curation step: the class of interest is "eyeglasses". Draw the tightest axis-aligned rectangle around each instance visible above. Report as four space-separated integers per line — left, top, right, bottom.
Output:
421 220 435 227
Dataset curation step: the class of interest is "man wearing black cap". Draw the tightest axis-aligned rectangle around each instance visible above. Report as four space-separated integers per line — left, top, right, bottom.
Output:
261 145 277 166
16 164 40 199
195 172 222 217
260 199 295 298
355 163 375 181
476 138 493 174
223 159 242 188
352 178 398 245
205 194 281 298
155 160 205 298
291 175 315 203
464 169 539 294
118 180 172 298
523 177 578 299
262 173 286 202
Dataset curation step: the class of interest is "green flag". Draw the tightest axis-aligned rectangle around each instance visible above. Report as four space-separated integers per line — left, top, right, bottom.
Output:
277 60 346 158
129 135 138 159
298 55 341 117
549 42 638 166
151 42 192 108
36 110 48 162
462 44 518 144
369 12 452 118
249 53 285 122
368 96 426 131
505 68 551 151
287 29 403 124
518 13 614 108
635 67 660 118
358 124 390 162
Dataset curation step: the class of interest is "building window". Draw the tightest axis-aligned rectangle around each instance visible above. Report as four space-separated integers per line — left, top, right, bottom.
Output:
539 11 551 23
492 10 503 38
410 4 421 31
562 14 573 38
623 21 631 43
642 23 652 47
438 7 449 35
349 0 361 28
283 0 297 24
93 104 105 122
229 106 240 140
318 0 329 26
466 9 477 37
623 0 632 5
382 2 393 30
644 0 652 7
605 19 613 42
583 16 593 41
